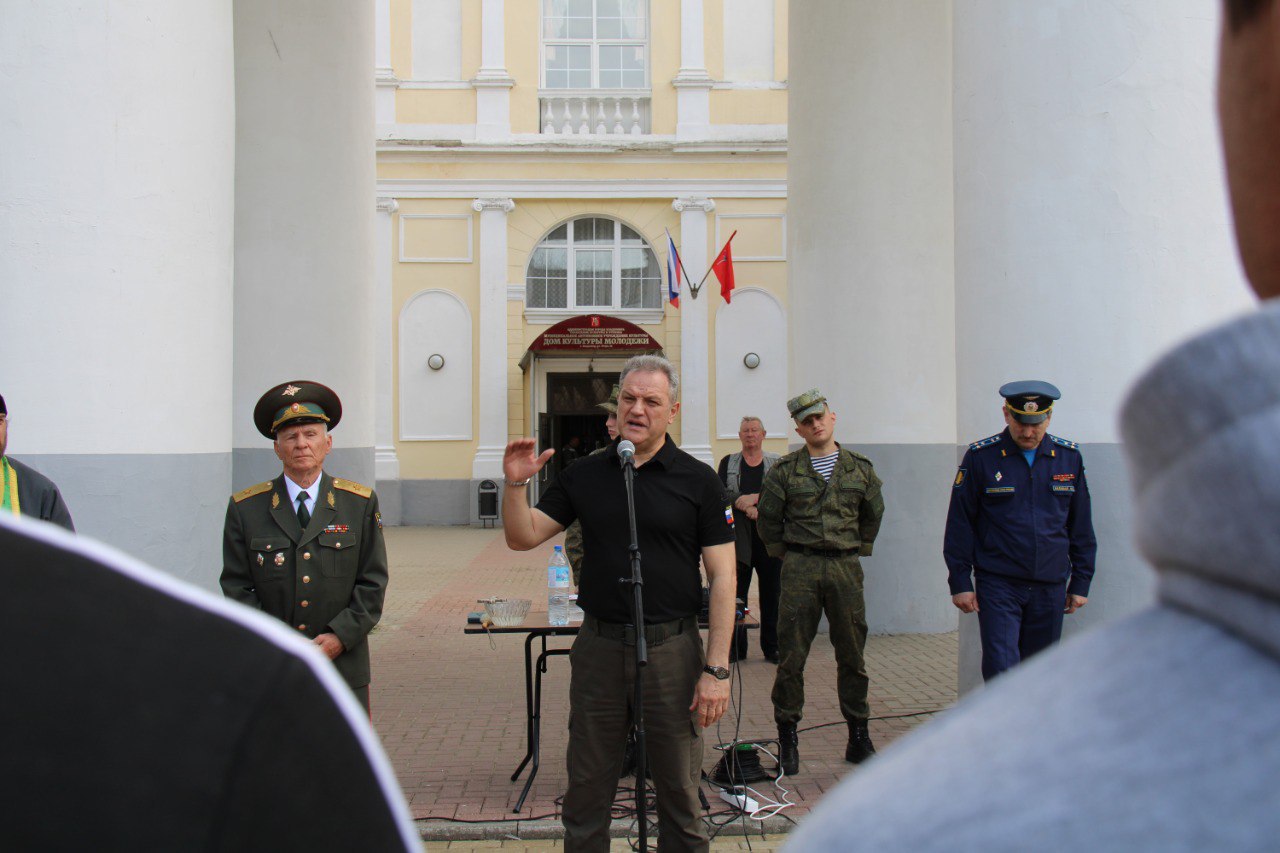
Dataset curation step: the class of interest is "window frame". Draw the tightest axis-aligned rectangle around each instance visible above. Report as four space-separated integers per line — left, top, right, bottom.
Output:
524 216 665 325
540 0 650 92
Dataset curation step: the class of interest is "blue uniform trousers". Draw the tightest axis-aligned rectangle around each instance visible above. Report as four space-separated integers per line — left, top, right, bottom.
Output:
975 572 1065 681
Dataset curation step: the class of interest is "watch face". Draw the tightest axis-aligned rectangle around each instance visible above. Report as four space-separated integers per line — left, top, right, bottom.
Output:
705 665 731 680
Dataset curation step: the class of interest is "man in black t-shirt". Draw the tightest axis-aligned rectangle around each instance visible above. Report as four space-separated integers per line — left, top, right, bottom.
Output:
503 354 737 852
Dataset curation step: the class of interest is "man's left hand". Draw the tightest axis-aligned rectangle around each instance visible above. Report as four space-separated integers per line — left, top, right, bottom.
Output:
690 673 731 728
1064 594 1088 614
314 632 345 660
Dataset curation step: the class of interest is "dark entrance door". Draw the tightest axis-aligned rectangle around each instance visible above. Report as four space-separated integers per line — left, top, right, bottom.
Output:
541 372 618 493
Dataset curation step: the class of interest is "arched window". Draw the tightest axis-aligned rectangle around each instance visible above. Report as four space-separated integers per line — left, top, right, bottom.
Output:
526 217 662 319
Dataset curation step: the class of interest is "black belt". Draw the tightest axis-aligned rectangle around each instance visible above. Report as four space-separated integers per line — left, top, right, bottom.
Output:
583 614 697 647
791 545 858 558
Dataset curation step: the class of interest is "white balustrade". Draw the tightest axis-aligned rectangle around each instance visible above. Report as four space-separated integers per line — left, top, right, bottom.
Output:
539 93 650 135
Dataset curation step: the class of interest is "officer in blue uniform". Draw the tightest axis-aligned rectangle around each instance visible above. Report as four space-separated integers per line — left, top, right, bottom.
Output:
944 380 1097 680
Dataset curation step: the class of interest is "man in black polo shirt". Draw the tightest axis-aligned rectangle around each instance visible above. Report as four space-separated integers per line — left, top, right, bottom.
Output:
503 354 737 852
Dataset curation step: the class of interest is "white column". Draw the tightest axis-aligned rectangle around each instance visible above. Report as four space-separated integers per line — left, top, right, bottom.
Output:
673 0 714 140
789 1 956 633
472 198 516 478
234 0 377 488
673 196 715 463
375 0 397 127
473 0 514 140
375 197 401 482
950 0 1245 691
0 0 235 587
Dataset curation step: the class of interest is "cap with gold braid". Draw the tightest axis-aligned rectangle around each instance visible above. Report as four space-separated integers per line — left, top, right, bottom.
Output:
253 380 343 439
999 380 1061 425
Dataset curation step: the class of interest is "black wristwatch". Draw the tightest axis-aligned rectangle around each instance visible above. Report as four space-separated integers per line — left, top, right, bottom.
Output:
703 665 731 680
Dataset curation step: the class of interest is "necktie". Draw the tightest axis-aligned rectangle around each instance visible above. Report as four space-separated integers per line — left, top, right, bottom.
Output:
296 491 311 529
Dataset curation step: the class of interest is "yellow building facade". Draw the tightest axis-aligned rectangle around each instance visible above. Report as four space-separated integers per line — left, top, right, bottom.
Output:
376 0 792 522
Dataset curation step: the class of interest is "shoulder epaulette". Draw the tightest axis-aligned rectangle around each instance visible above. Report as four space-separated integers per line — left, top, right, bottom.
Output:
233 481 273 503
843 447 874 466
333 478 373 498
1048 434 1079 451
969 434 1003 452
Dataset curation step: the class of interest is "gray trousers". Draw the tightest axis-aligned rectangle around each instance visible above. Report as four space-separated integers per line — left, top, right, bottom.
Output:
562 618 708 852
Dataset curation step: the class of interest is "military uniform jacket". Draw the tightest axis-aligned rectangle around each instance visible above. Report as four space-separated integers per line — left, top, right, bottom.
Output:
220 472 389 689
944 429 1097 596
756 444 885 559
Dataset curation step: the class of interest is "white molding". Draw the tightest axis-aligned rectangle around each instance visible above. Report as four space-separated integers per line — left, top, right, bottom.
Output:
379 178 786 199
376 196 399 214
673 196 716 213
672 72 716 89
379 123 478 142
399 288 474 441
523 308 665 326
398 79 472 90
507 283 525 301
398 213 474 263
375 131 788 151
715 212 787 261
712 81 788 90
471 197 516 213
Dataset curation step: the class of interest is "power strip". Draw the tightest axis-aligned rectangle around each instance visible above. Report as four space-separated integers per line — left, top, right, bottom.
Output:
718 789 760 814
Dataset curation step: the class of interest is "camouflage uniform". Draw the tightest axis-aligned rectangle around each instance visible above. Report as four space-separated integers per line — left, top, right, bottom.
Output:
564 445 611 586
757 444 884 725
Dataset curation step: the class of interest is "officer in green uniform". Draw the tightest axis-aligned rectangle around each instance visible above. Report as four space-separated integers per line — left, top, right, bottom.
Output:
220 380 389 710
564 383 619 586
0 393 75 531
757 388 885 776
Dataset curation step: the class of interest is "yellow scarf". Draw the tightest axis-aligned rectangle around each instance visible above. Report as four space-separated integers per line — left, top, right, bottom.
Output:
1 457 20 516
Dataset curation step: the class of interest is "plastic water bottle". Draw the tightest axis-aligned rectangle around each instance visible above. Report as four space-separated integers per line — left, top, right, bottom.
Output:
547 545 571 626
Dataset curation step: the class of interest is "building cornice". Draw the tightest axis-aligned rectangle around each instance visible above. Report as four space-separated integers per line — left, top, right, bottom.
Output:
380 178 786 200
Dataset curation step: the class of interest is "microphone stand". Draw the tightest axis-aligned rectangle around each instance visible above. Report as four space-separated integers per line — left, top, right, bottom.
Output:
618 448 651 851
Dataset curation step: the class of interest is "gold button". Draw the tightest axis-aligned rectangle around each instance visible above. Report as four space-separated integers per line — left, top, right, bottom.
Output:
302 575 311 583
297 624 307 631
303 552 311 561
300 600 309 608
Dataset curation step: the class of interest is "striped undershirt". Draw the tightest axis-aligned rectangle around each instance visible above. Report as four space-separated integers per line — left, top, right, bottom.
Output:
810 450 840 481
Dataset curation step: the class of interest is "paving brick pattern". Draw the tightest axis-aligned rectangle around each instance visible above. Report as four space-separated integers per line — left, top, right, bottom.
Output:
371 527 957 846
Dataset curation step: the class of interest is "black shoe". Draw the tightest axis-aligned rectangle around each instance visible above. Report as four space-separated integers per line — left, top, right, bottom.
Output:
763 651 779 664
777 723 799 776
845 719 876 764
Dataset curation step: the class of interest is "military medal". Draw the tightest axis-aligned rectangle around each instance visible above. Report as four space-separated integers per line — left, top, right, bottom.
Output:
274 552 286 566
257 554 264 566
327 491 336 509
995 471 1002 482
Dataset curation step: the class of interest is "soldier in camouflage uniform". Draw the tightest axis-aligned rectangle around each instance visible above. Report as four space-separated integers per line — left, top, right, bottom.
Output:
757 389 885 776
564 384 619 586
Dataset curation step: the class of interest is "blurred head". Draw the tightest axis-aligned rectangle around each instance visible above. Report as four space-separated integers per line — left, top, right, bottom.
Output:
1004 408 1051 451
1218 0 1280 299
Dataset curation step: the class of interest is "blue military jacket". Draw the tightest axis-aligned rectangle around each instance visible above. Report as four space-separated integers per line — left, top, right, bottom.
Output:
944 429 1096 596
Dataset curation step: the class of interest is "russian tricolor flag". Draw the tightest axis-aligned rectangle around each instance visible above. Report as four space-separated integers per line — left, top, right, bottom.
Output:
665 229 682 309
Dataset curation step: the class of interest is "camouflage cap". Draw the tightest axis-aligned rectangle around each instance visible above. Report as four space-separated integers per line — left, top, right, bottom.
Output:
787 388 828 422
597 383 620 414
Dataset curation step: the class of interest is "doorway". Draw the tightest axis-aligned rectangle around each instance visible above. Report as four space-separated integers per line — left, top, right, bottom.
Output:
540 372 619 493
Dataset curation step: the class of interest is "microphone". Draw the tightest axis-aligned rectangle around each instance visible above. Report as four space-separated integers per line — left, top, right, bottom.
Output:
617 440 636 466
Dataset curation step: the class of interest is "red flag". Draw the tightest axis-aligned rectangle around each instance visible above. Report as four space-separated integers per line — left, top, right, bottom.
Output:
711 232 737 304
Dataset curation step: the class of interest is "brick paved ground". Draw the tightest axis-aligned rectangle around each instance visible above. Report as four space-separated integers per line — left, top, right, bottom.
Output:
371 527 957 846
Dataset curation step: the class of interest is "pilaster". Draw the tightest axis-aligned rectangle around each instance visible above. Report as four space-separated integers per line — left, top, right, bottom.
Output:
473 0 514 140
375 197 401 482
673 196 716 463
674 0 714 141
472 198 516 478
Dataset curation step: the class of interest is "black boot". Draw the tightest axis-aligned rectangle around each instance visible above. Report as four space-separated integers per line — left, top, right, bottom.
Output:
777 723 799 776
845 719 876 764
